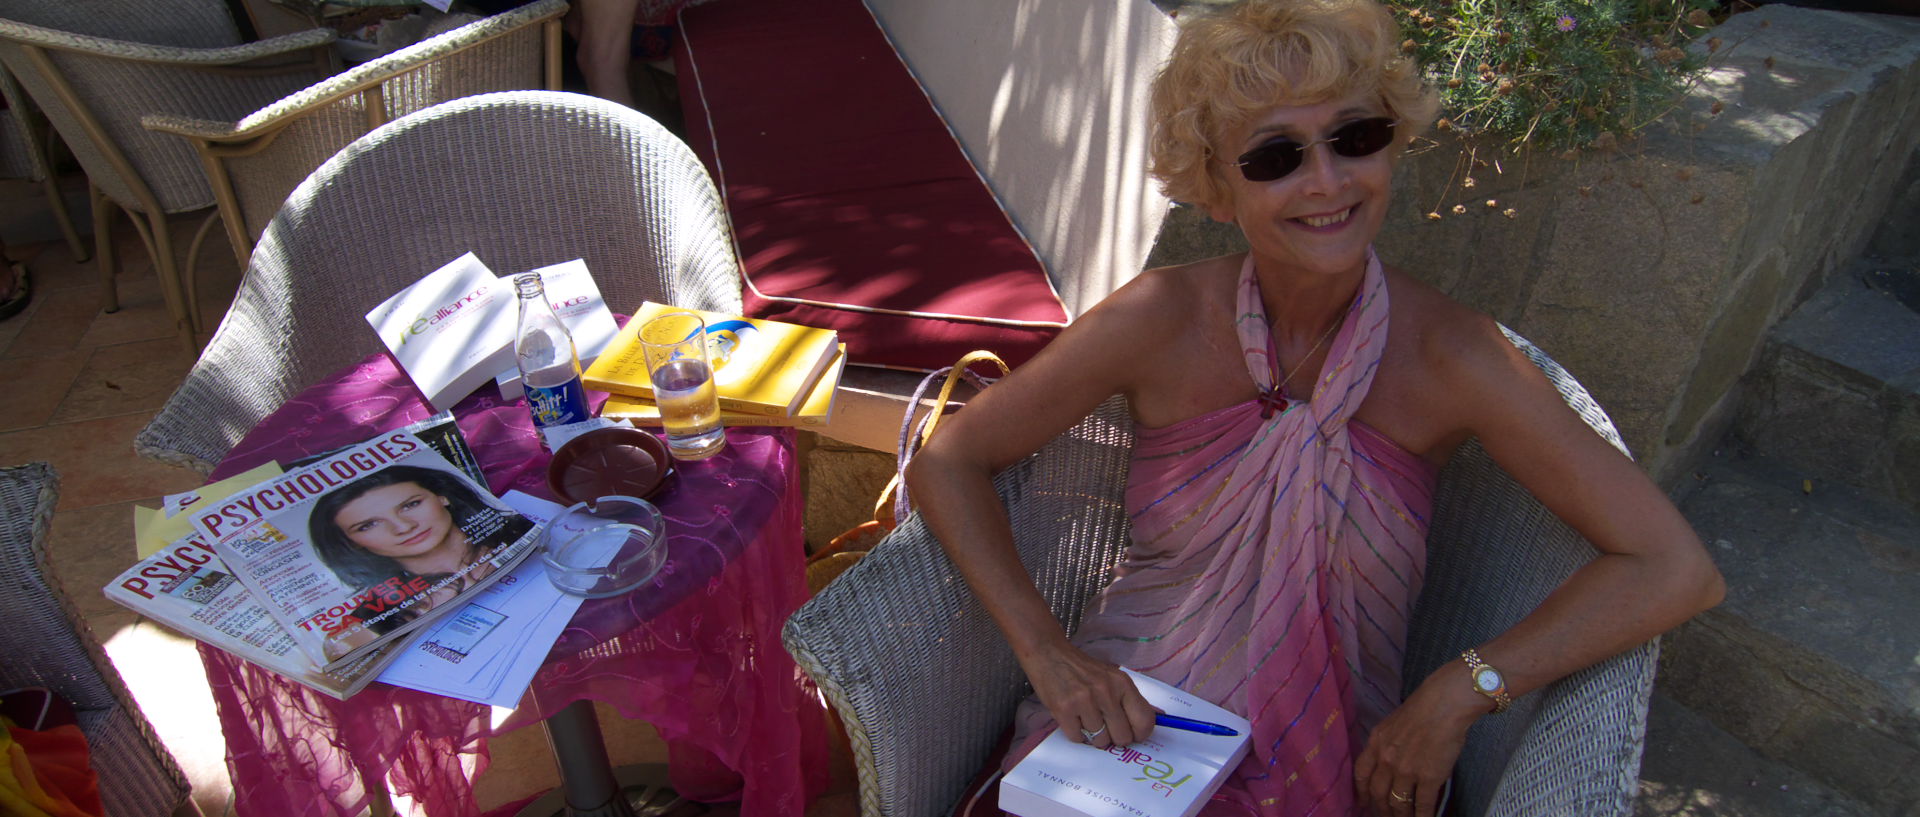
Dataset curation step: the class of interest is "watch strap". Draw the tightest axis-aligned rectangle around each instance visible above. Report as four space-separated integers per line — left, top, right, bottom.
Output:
1460 648 1512 714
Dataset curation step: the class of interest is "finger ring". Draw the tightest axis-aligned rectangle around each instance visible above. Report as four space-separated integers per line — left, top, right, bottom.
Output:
1390 790 1413 803
1080 725 1106 741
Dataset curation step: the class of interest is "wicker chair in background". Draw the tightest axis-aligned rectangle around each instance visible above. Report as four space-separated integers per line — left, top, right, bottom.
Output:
0 64 88 262
142 0 569 309
0 0 335 346
783 330 1661 817
136 90 744 474
0 462 200 817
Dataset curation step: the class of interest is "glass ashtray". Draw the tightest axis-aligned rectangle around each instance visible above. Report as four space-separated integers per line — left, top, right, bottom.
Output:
539 495 667 598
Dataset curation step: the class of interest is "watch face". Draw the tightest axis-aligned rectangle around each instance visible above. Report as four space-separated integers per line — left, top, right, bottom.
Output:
1474 667 1503 692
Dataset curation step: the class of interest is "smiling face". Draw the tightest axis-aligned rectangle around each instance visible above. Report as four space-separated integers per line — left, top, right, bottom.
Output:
332 482 455 560
1206 93 1397 282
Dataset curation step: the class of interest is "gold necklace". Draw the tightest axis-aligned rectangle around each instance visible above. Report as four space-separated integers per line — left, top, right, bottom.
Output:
1271 310 1344 399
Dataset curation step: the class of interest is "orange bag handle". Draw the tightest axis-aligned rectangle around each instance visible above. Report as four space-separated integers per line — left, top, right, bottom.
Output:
883 350 1010 525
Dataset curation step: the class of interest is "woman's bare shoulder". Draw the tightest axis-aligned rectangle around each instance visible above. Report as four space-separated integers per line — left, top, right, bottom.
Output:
1363 265 1531 461
1380 266 1509 371
1380 264 1588 438
1094 254 1241 324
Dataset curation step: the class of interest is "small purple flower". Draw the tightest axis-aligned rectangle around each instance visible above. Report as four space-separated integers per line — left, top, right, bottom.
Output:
1556 15 1577 32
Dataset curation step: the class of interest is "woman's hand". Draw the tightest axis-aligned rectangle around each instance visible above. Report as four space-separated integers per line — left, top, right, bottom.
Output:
1019 640 1158 750
1352 661 1486 817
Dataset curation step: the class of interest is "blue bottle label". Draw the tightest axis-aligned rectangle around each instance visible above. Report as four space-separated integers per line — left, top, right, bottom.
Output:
526 378 589 428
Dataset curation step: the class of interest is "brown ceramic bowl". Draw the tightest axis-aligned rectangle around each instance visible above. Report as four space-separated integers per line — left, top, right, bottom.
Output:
546 427 673 505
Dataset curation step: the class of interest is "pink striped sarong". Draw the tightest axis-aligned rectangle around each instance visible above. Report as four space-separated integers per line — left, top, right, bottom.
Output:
1007 251 1438 816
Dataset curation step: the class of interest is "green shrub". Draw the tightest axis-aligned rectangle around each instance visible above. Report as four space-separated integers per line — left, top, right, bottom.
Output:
1387 0 1721 153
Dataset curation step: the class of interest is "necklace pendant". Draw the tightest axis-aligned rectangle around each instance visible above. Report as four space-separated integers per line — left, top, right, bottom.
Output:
1258 388 1289 419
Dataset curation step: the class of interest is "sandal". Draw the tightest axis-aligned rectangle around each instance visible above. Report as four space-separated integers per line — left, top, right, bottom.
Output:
0 263 29 322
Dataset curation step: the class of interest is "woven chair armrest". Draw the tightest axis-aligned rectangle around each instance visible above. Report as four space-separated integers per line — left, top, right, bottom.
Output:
1401 327 1649 816
785 512 1029 817
132 435 221 475
1408 439 1659 817
0 19 333 66
138 0 565 144
0 463 194 814
784 396 1134 817
1483 639 1657 817
139 112 234 138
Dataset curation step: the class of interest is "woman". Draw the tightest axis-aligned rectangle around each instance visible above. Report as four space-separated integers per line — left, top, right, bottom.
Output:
904 2 1724 815
309 466 529 659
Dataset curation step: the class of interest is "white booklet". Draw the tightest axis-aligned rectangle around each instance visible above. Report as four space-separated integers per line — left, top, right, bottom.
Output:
1001 669 1252 817
493 259 620 400
366 253 517 411
377 491 592 708
185 429 539 671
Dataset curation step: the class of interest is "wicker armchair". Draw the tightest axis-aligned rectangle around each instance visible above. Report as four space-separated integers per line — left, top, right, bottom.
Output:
136 90 744 474
0 0 334 345
782 330 1661 817
142 0 568 294
0 462 198 817
0 64 87 262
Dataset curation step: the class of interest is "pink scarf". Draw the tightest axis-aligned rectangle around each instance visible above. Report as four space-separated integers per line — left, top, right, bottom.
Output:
1009 251 1437 816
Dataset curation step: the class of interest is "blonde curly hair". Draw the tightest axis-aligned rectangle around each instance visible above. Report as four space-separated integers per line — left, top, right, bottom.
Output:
1149 0 1438 212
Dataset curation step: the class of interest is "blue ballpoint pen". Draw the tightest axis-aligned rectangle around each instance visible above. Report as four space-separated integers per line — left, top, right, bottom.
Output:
1155 714 1240 736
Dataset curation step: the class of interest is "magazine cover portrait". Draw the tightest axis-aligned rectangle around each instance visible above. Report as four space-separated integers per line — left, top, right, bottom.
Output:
307 463 535 660
189 430 538 670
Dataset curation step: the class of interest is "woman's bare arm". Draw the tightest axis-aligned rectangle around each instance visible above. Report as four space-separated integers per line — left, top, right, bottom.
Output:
1356 311 1724 816
904 270 1196 748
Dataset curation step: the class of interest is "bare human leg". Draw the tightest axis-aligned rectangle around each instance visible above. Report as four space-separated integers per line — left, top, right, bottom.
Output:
576 0 641 108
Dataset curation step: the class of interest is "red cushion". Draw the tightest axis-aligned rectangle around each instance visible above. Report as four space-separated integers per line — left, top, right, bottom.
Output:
675 0 1067 370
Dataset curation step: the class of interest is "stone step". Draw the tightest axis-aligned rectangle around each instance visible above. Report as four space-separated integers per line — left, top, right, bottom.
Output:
1636 693 1878 817
1661 450 1920 814
1732 257 1920 513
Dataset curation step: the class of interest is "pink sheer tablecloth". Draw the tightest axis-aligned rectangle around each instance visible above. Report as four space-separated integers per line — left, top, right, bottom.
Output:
201 353 829 817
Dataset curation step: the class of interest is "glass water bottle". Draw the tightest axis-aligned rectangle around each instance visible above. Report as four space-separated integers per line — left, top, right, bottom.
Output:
513 273 589 444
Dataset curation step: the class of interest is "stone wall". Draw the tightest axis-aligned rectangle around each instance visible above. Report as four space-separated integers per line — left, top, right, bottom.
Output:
1369 5 1920 481
1147 5 1919 482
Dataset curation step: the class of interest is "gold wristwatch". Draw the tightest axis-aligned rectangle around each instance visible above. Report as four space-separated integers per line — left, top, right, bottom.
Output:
1460 649 1511 714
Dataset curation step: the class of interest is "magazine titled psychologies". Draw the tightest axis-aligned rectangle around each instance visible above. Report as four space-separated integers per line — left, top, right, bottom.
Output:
184 429 538 671
103 529 397 699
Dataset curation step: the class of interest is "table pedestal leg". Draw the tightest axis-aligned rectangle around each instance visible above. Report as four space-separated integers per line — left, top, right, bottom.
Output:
539 701 637 817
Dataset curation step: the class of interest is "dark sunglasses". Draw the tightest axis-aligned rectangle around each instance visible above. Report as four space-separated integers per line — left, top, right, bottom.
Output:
1228 117 1398 182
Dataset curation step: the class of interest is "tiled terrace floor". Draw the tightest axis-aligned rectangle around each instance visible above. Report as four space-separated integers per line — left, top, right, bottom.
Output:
0 182 855 816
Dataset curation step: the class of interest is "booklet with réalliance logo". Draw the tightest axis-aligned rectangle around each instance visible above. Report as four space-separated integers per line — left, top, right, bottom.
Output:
1000 668 1252 817
366 253 517 412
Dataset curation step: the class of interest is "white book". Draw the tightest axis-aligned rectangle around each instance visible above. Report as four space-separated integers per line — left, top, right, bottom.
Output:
366 253 517 411
493 259 620 400
1001 669 1252 817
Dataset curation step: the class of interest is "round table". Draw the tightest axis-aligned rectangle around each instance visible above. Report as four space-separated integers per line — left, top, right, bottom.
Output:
200 353 829 817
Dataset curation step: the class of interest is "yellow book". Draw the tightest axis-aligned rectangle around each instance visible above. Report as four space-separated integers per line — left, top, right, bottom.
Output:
601 345 845 428
584 303 839 416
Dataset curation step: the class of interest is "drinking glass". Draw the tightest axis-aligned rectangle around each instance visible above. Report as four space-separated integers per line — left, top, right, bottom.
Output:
638 311 726 460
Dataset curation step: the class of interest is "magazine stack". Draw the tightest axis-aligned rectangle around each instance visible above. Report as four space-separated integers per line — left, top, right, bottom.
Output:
105 420 539 699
